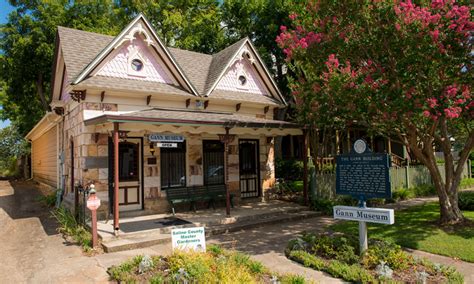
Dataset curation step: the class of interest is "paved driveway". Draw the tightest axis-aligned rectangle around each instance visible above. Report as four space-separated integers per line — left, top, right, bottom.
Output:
0 180 108 283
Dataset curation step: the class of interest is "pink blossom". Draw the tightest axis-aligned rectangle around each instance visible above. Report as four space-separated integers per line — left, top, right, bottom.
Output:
395 23 401 31
430 29 440 41
280 25 287 32
445 85 458 97
289 12 298 20
325 54 339 71
427 98 438 108
423 110 431 117
444 107 461 119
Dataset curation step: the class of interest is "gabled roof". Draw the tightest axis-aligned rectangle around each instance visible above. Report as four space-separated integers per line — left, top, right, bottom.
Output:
54 14 286 106
202 38 248 96
58 26 113 82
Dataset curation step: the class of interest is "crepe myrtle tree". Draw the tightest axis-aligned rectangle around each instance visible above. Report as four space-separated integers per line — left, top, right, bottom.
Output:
277 0 473 224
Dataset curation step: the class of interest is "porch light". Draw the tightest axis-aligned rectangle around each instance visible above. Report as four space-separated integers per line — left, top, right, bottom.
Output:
149 142 155 156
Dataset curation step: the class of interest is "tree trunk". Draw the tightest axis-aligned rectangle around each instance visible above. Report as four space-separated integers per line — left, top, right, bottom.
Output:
36 73 50 112
404 124 473 225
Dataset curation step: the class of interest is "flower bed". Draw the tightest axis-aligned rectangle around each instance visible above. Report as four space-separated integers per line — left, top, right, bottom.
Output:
286 232 463 283
108 245 307 283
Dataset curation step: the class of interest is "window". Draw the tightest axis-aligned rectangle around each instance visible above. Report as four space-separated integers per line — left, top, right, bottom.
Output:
119 142 139 181
131 59 144 72
161 142 186 189
238 75 247 86
203 140 225 185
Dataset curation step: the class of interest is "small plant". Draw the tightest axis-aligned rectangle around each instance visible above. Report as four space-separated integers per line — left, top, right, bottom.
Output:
361 239 413 270
37 191 58 208
109 248 304 283
279 274 306 284
411 184 436 197
310 198 334 215
51 206 92 251
139 255 154 274
375 261 393 279
391 188 413 201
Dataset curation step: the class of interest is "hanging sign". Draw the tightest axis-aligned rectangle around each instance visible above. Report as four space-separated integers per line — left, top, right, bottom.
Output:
157 143 177 148
149 134 184 143
333 206 394 225
171 227 206 252
336 139 391 199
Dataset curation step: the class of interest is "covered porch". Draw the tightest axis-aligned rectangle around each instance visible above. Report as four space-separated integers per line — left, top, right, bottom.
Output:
83 107 303 235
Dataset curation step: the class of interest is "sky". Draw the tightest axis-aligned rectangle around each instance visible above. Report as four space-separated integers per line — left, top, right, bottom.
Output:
0 0 15 128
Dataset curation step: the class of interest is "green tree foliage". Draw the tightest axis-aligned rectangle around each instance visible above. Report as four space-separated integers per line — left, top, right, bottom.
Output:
116 0 225 53
277 0 473 224
0 0 123 135
221 0 293 95
0 0 226 136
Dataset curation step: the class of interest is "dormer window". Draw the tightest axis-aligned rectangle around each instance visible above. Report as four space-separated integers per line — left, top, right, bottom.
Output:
131 59 144 72
238 75 247 86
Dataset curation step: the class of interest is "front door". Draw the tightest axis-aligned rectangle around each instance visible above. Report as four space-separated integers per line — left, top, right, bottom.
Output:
108 138 143 211
239 139 260 198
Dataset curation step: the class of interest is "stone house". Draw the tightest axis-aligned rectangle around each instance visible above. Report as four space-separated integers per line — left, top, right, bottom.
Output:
25 14 301 230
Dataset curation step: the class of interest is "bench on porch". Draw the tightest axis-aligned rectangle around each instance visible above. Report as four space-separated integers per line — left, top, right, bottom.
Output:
166 184 234 215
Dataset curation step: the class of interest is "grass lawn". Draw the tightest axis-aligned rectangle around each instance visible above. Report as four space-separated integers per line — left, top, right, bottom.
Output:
330 202 474 262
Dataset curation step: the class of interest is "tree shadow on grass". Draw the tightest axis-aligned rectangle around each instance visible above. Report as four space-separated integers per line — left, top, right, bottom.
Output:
330 202 474 260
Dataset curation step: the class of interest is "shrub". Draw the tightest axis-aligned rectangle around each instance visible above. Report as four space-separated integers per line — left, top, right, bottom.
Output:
288 250 325 270
361 239 413 270
458 191 474 211
310 198 335 215
275 158 304 181
412 184 436 197
279 274 307 284
326 260 375 283
391 188 413 201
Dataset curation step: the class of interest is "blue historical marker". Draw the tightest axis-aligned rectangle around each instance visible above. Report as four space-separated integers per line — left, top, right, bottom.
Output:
336 139 391 200
335 139 393 254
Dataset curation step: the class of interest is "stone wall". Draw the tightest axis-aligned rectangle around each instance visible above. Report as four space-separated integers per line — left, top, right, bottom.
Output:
59 102 276 216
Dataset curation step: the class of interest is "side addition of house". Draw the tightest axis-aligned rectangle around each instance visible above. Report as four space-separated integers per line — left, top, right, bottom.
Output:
25 14 302 231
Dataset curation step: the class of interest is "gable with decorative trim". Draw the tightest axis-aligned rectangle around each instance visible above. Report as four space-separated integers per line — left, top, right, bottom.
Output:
96 33 173 84
215 52 269 95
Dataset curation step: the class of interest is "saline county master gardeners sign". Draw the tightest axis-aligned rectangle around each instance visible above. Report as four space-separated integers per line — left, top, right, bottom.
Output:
171 227 206 252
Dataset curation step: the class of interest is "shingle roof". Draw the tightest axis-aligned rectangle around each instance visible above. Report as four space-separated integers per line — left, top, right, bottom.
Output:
84 108 299 128
202 38 248 96
57 26 113 82
57 26 284 105
167 47 213 94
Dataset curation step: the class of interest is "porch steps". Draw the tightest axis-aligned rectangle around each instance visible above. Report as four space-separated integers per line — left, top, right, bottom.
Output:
100 207 321 253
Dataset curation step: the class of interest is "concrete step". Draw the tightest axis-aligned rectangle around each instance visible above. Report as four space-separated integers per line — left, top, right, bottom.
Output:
102 233 171 253
101 210 321 253
206 210 321 236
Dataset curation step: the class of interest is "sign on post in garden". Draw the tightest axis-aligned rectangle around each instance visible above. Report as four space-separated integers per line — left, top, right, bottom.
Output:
334 139 394 254
171 227 206 252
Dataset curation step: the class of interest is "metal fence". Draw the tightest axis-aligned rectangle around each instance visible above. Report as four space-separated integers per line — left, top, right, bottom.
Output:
313 161 471 199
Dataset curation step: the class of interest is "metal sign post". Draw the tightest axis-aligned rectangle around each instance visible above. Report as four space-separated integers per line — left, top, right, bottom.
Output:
86 184 101 249
358 199 368 254
334 139 393 255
